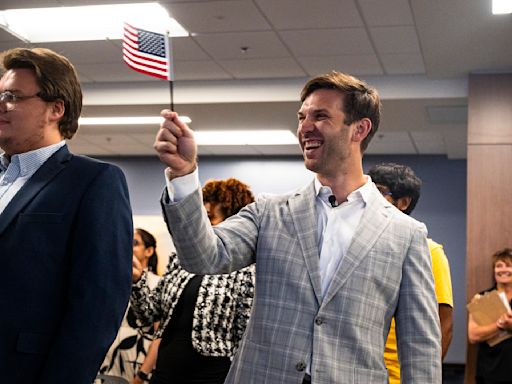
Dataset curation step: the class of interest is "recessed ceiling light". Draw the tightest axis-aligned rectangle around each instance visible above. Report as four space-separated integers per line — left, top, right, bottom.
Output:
492 0 512 14
0 3 188 43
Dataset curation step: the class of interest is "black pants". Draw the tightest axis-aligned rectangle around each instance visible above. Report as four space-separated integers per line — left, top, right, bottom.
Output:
302 374 311 384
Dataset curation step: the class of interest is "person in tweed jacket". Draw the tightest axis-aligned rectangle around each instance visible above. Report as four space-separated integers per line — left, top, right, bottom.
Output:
131 178 255 384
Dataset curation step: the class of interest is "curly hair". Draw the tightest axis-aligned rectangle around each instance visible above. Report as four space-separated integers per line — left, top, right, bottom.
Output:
202 178 255 219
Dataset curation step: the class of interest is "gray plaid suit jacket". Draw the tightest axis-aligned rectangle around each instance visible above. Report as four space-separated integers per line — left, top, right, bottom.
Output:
162 181 442 384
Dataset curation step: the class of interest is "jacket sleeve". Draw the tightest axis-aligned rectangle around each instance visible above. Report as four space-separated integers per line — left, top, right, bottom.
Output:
130 270 166 327
395 224 442 383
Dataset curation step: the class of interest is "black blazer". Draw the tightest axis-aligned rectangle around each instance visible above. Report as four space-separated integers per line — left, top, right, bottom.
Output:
0 145 133 384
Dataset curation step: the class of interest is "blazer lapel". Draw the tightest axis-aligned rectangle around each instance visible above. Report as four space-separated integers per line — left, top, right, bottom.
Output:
0 146 71 236
322 189 394 306
288 182 323 302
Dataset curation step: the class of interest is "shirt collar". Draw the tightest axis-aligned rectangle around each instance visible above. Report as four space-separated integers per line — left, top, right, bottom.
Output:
314 175 373 204
0 141 65 177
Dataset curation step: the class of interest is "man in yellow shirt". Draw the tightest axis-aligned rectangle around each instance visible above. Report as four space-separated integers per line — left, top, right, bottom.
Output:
368 163 453 383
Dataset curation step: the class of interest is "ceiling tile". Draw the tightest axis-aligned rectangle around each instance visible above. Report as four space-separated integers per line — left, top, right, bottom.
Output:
427 105 467 124
409 131 445 154
256 0 363 29
358 0 414 26
66 138 115 156
163 1 271 33
194 31 290 60
80 133 141 146
380 53 425 74
280 28 374 56
33 40 122 64
0 0 59 8
172 36 210 61
298 54 383 76
366 131 416 154
174 60 233 80
254 145 302 156
198 145 263 156
218 58 306 79
370 26 421 54
76 62 160 83
0 29 24 43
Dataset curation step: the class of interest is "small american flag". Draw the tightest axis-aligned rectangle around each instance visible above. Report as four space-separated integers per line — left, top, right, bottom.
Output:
123 23 173 80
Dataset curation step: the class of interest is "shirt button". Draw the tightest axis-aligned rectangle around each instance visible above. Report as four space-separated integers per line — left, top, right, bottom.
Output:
296 361 306 371
315 317 323 325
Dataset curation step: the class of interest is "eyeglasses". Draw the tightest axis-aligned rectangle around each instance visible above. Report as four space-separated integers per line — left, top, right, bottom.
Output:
0 91 42 111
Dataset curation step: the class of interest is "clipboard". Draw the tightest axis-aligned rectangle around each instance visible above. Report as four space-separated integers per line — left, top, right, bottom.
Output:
467 290 512 347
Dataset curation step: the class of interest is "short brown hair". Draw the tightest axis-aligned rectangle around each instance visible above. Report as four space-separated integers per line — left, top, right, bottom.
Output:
1 47 82 139
202 178 255 219
300 71 381 152
492 247 512 267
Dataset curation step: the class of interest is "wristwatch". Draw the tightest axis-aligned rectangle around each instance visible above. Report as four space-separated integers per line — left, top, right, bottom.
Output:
136 370 150 382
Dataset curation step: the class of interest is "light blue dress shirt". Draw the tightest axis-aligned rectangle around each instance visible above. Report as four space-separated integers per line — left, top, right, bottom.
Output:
0 141 65 214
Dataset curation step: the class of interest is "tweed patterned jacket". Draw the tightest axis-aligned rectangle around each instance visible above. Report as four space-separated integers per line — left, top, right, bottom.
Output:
131 252 255 357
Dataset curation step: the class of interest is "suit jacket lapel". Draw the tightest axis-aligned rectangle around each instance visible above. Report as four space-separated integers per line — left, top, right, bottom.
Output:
0 146 71 236
288 182 323 302
322 189 394 306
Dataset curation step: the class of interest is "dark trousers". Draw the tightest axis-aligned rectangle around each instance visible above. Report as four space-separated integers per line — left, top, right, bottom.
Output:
302 374 311 384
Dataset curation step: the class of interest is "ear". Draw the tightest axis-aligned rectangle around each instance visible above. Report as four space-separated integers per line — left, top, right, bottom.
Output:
395 196 412 212
143 246 155 260
352 118 372 143
49 99 65 123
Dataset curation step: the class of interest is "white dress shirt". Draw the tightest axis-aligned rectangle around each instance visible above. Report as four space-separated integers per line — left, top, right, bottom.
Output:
313 177 372 298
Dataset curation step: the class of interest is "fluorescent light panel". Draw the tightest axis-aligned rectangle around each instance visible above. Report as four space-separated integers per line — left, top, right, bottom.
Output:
79 116 192 125
195 130 297 146
0 3 188 43
492 0 512 14
78 116 297 145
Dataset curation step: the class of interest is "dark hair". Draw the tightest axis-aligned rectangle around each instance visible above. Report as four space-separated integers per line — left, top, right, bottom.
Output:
135 228 158 273
202 178 255 219
492 248 512 268
1 47 82 139
367 163 422 215
300 71 381 152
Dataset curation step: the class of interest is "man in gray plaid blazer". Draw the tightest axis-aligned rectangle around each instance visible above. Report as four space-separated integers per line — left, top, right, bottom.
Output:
154 71 442 383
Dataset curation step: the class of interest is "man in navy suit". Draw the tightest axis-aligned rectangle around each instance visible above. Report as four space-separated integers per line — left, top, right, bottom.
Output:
0 47 133 383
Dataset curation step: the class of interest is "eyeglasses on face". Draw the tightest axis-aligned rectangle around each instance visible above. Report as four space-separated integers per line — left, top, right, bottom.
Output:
0 90 41 111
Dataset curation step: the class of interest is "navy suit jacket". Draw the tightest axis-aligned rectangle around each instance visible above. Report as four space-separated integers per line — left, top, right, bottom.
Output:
0 145 133 384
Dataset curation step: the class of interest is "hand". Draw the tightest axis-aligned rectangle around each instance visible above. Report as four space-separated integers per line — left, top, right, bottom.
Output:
154 110 197 179
497 311 512 331
132 255 143 283
132 375 144 384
